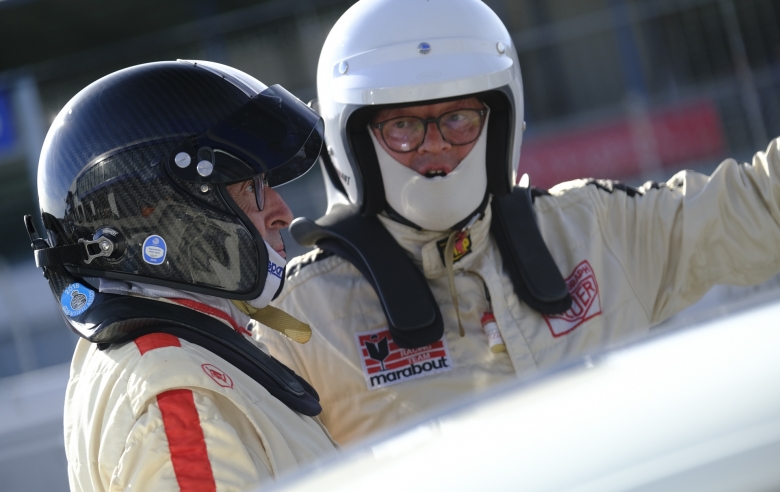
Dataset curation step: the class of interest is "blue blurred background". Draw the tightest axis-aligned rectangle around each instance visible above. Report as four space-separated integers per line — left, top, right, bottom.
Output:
1 0 780 489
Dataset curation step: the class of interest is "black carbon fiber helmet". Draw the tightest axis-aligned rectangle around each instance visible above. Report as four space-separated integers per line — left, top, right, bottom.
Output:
27 60 323 341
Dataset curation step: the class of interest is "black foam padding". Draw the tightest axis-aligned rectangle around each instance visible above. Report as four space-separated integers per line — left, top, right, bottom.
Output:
490 186 572 313
89 296 321 416
290 205 444 348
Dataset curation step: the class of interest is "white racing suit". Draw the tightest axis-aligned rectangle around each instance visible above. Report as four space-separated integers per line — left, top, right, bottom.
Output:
256 138 780 446
64 292 338 491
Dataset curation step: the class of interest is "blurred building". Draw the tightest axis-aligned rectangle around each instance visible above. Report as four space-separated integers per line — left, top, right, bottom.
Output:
0 0 779 490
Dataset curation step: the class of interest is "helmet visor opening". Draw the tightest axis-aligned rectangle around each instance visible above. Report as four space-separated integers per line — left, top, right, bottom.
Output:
182 84 324 187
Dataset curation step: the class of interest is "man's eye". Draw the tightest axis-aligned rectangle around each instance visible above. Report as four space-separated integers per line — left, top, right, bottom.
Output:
246 183 255 193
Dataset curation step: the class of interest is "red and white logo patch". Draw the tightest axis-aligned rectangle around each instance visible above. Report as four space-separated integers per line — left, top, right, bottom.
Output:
202 363 233 389
355 327 453 391
544 260 602 337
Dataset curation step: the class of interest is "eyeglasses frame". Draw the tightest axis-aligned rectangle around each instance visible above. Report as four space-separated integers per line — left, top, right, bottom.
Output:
252 173 269 211
371 108 488 153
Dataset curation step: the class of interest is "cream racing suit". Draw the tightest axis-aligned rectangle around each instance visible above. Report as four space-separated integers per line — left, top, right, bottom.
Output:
256 138 780 446
64 294 338 491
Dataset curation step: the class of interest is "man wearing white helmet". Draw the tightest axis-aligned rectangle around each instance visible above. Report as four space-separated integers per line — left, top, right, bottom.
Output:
255 0 780 445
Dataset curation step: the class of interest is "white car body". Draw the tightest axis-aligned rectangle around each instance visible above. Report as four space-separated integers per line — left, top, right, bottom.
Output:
266 300 780 492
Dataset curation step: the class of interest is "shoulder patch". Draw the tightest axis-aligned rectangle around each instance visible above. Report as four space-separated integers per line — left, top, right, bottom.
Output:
202 363 234 389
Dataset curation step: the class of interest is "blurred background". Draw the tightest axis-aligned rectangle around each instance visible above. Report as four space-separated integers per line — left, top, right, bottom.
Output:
1 0 779 489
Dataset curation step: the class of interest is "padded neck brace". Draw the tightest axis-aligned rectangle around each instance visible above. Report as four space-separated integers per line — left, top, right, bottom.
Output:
92 296 322 416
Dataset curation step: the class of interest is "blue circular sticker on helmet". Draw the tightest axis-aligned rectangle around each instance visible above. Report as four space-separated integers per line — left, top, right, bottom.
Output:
142 235 167 265
61 283 95 317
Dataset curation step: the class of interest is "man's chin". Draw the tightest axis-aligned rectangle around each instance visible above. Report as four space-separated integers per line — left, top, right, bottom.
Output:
274 243 287 260
263 234 287 259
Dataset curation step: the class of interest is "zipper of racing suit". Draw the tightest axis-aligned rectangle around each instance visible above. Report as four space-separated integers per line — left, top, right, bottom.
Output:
443 214 481 337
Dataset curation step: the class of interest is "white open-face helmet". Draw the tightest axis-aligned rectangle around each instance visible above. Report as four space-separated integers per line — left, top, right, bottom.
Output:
317 0 524 215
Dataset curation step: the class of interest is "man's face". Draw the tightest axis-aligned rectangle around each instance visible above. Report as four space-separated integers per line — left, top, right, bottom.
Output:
226 180 293 259
370 97 484 176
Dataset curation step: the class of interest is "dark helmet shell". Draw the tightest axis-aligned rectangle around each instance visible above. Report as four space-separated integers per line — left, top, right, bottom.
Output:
36 60 322 302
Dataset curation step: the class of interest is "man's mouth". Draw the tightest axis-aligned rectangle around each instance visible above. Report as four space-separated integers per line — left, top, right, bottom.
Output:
424 169 447 178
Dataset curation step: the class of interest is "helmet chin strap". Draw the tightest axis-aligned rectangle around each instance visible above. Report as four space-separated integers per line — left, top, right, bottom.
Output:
370 115 490 232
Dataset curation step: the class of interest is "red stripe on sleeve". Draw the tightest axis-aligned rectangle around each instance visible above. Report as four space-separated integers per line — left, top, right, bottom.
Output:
157 389 216 492
134 333 180 355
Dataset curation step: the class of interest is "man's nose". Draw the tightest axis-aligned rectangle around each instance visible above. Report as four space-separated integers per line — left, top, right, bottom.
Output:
263 187 293 232
418 121 451 153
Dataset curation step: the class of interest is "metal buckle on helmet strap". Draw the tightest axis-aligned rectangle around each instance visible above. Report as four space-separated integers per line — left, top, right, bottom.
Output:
79 237 115 264
33 236 115 268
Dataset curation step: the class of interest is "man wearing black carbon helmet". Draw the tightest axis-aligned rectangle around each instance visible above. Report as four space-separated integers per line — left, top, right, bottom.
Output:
27 60 337 491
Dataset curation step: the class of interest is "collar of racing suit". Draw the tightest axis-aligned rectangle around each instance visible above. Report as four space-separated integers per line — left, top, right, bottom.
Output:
96 278 253 334
377 198 493 280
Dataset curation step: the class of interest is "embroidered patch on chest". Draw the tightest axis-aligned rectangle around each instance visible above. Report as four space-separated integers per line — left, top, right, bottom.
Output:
355 327 453 391
543 260 602 337
436 231 473 265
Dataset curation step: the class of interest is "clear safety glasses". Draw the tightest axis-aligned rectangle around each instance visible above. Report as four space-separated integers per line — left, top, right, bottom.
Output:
372 108 487 153
252 174 269 211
